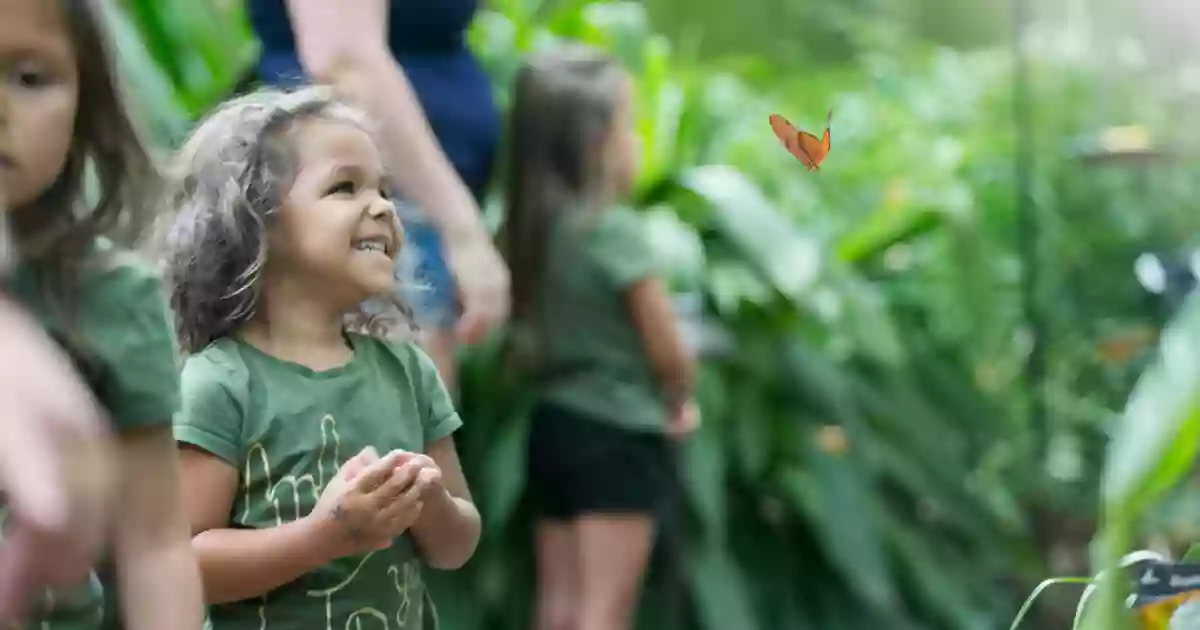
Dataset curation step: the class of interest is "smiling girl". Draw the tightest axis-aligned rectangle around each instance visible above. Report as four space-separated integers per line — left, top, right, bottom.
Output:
162 87 480 630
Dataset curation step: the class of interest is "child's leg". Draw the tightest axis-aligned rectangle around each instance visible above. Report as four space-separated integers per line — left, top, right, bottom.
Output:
528 404 583 630
534 519 580 630
527 403 670 630
575 514 656 630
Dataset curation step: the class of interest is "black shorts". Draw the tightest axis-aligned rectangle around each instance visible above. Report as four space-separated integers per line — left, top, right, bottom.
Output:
527 401 678 521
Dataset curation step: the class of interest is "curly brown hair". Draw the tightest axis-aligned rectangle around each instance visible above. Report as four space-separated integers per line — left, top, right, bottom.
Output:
156 86 413 355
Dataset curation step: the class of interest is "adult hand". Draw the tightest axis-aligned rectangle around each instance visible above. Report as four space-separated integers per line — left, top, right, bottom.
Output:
444 231 510 345
0 296 117 622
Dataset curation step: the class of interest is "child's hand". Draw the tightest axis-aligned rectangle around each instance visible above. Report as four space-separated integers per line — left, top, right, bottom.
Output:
666 398 701 438
386 452 444 500
309 448 425 558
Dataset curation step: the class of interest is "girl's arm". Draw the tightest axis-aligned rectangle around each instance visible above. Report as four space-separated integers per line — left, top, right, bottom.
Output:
409 437 480 570
179 445 337 605
111 425 204 630
180 444 420 604
627 277 698 411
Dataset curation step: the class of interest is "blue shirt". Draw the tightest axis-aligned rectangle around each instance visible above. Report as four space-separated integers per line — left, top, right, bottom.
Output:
247 0 499 198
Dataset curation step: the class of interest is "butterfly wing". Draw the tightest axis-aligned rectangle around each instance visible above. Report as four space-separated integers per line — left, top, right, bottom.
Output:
769 114 815 166
769 113 797 144
770 113 834 170
821 109 833 154
797 131 826 168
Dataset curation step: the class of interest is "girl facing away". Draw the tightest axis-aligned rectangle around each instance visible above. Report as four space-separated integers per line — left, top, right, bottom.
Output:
502 46 701 630
161 86 481 630
0 0 206 628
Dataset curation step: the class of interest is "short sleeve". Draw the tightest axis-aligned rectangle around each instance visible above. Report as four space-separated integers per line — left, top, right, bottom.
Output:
586 207 658 289
84 259 181 430
411 345 462 447
173 350 246 466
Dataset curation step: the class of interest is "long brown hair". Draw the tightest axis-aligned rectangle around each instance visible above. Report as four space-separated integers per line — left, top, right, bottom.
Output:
1 0 159 386
14 0 158 291
500 44 627 327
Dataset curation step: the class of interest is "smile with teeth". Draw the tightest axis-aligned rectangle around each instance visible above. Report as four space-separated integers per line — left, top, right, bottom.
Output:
353 238 390 256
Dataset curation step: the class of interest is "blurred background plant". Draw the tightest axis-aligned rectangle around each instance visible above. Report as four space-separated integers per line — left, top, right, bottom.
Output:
103 0 1200 628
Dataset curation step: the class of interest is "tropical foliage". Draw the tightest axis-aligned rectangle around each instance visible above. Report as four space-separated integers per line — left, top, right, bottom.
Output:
105 0 1200 628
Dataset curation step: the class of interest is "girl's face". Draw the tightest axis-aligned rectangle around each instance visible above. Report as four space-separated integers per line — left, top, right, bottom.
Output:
270 118 400 307
0 0 79 210
603 75 640 198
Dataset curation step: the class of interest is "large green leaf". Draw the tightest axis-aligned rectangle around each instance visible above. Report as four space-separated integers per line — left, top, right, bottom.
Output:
1102 293 1200 517
478 409 532 533
100 0 190 144
678 165 822 303
687 540 759 630
1086 295 1200 630
777 451 896 612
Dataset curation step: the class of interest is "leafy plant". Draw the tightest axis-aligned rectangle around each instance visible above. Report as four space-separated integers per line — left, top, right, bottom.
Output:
108 0 1200 628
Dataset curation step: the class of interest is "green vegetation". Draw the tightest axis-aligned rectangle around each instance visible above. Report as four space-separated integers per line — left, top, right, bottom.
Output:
105 0 1200 628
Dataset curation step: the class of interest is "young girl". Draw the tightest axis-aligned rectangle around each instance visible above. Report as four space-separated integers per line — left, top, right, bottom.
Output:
162 86 480 630
0 0 205 628
502 46 700 630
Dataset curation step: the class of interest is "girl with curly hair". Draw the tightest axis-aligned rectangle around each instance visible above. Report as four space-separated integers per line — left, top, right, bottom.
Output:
161 86 480 630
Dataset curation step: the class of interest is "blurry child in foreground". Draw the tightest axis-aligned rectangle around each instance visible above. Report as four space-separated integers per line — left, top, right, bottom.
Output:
162 86 479 629
0 0 204 627
501 45 700 630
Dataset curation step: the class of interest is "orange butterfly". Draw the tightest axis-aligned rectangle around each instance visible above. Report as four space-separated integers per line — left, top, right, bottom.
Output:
769 110 833 171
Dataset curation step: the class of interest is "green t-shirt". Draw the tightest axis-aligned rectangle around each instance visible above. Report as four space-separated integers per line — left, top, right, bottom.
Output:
174 333 462 630
531 206 667 433
2 238 182 629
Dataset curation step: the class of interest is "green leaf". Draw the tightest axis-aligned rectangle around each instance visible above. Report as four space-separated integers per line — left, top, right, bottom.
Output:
678 165 822 304
777 452 896 612
101 1 190 144
1102 294 1200 518
837 205 945 266
686 540 758 630
885 512 991 630
679 371 729 537
480 407 533 533
728 382 772 481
